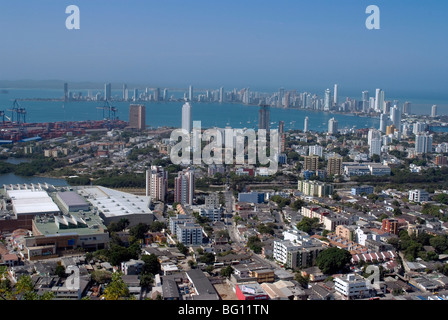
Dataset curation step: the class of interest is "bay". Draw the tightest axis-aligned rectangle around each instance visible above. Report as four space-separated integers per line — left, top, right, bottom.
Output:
0 89 381 132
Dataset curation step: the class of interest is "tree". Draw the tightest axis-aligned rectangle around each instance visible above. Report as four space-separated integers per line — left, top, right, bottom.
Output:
294 273 310 288
15 275 38 300
296 217 321 234
247 236 263 254
149 221 166 232
220 266 234 278
103 272 131 300
257 223 275 235
198 252 215 264
331 191 341 201
91 270 112 284
290 199 305 211
430 236 448 254
55 265 66 278
176 242 189 255
139 274 154 288
141 254 161 275
129 223 150 241
316 247 352 274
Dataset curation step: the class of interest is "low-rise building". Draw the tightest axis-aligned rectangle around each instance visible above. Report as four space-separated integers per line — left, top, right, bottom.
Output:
334 274 372 300
409 189 429 203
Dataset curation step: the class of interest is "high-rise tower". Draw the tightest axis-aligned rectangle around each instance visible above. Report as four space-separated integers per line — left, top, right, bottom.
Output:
182 101 192 133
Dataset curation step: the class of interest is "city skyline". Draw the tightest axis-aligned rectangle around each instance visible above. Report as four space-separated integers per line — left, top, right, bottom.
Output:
0 1 447 100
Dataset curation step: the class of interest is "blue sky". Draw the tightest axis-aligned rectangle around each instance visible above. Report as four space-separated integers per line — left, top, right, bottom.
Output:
0 0 447 98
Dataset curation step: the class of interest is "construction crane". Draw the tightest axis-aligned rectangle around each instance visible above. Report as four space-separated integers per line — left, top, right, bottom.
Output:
96 100 118 121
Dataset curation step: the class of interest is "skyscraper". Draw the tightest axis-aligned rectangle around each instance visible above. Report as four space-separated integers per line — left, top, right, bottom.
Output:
304 116 309 133
123 84 128 101
279 120 285 152
146 166 168 201
415 133 433 154
133 88 139 101
362 90 369 102
64 83 69 101
403 101 412 115
379 113 388 133
391 105 401 130
324 89 331 111
129 104 146 130
258 105 270 131
154 88 160 102
174 168 195 206
188 85 194 102
219 87 225 103
333 84 338 107
104 83 112 101
328 117 338 134
163 88 169 101
182 101 192 133
368 128 382 157
284 91 290 108
374 89 385 112
431 105 438 117
362 91 369 112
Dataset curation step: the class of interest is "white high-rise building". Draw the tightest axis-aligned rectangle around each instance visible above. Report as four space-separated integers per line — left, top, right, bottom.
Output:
333 84 338 107
390 105 401 130
362 91 369 102
374 89 381 111
431 105 438 117
324 89 331 111
379 113 388 133
328 117 338 134
362 91 369 112
188 85 194 101
368 128 381 144
304 116 309 133
309 145 323 157
174 168 195 206
403 101 411 115
219 87 225 103
146 166 168 201
369 138 382 157
369 97 375 110
413 122 427 135
104 83 112 101
415 133 433 154
182 101 192 133
374 89 384 112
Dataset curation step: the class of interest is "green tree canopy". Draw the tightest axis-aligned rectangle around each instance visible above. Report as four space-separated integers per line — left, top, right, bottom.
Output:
103 272 131 300
316 247 352 274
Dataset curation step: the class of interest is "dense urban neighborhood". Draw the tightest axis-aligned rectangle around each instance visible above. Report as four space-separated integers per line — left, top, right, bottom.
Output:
1 100 448 302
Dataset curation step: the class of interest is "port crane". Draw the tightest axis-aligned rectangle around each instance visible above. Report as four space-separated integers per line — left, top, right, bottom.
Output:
8 99 27 124
96 100 118 122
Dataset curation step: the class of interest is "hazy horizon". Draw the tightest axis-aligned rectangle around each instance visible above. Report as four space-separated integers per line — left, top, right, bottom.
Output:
1 1 447 100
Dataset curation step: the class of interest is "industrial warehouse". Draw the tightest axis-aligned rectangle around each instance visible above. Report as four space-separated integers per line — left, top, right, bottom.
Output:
0 183 154 260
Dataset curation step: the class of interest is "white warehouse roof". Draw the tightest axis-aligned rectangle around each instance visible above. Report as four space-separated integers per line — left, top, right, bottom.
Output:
7 190 60 215
78 186 152 218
